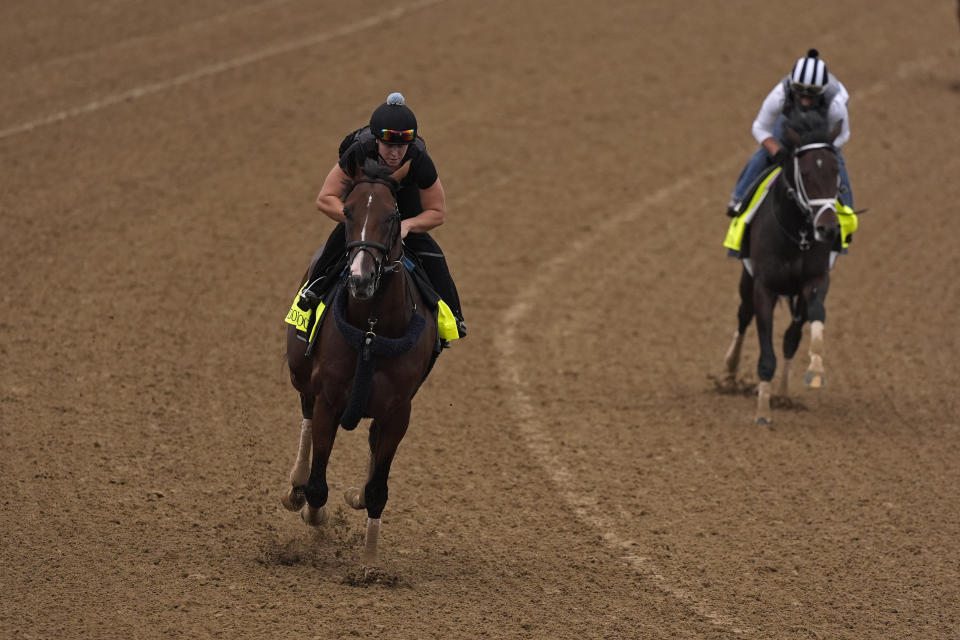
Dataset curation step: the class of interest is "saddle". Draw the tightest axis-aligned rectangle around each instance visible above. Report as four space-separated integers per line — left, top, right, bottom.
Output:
284 252 460 357
723 167 859 258
723 166 782 258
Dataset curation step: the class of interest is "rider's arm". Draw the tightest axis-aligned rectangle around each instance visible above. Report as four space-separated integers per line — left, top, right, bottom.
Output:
752 83 787 155
400 177 446 238
828 99 850 148
316 163 351 223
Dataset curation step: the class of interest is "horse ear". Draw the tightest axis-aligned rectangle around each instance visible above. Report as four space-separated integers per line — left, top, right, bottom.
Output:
829 119 843 143
784 126 802 147
391 160 411 182
343 156 364 181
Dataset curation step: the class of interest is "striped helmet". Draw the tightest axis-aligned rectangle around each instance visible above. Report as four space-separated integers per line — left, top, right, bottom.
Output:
790 49 829 96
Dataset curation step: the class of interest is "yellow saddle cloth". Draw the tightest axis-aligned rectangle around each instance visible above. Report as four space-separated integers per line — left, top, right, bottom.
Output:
284 281 461 343
284 282 328 345
723 167 858 254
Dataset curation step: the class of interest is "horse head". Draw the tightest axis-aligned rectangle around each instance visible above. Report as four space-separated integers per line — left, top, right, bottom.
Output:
783 112 843 244
341 158 408 300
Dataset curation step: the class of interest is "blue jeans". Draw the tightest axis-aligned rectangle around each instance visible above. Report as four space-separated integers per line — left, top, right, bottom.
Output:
732 117 854 207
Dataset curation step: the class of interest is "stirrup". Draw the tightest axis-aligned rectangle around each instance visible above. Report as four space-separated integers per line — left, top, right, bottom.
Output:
725 198 741 218
296 288 321 311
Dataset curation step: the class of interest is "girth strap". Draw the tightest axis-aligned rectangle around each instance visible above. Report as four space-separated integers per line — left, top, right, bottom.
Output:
332 284 426 430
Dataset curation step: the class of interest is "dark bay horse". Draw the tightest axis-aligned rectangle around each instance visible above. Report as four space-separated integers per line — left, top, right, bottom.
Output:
724 111 843 424
282 158 438 564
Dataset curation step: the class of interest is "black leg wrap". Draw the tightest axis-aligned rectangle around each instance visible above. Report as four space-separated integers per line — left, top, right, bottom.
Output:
758 355 777 382
364 483 388 519
783 322 804 360
305 479 328 509
300 394 315 420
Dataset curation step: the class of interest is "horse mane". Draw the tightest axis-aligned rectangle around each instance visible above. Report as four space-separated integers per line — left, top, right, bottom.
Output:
340 157 400 199
783 110 834 148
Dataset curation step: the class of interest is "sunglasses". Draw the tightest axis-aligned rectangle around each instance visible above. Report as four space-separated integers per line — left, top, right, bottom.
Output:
378 128 415 144
791 82 826 98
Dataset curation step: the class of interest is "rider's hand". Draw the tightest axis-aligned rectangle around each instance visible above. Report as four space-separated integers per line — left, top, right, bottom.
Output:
771 147 790 166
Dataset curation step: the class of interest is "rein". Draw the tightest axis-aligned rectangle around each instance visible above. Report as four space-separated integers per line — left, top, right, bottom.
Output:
777 142 839 251
335 175 424 431
343 177 403 285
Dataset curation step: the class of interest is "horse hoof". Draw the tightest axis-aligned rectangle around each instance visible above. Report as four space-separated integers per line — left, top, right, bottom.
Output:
756 416 771 426
344 487 365 510
301 506 328 527
804 372 825 389
281 486 306 512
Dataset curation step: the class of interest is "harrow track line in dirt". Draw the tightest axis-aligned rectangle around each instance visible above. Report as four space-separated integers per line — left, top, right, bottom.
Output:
0 0 446 141
494 46 955 633
495 168 746 632
6 0 301 75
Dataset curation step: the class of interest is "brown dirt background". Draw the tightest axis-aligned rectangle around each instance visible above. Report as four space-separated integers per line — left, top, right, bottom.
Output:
2 1 960 638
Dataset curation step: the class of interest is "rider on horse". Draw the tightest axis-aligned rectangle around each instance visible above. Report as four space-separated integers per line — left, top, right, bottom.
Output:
299 92 466 340
725 49 854 217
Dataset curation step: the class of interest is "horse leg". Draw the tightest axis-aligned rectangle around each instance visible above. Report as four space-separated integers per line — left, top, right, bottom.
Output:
725 267 755 381
302 401 339 527
753 284 778 425
343 449 374 511
354 409 411 565
803 277 830 389
779 296 807 397
281 394 315 512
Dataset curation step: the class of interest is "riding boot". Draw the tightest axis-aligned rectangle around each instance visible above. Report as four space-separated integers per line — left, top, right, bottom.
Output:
422 257 466 338
405 233 466 338
297 224 347 311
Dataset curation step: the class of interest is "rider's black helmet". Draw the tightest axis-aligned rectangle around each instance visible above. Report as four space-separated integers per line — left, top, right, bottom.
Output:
369 93 418 145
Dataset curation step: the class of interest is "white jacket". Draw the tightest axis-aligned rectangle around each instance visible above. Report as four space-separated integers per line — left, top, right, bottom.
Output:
752 75 850 148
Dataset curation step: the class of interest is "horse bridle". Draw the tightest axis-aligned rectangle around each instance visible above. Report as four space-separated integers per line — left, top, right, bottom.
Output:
783 142 840 249
344 177 403 283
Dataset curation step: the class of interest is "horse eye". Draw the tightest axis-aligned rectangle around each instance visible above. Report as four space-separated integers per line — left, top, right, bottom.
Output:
342 206 352 220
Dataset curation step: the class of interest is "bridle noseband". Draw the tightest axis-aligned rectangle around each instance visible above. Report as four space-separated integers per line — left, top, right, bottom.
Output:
782 142 840 249
344 177 403 291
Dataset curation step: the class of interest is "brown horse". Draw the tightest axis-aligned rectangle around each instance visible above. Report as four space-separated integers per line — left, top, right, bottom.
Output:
282 158 438 564
724 111 843 424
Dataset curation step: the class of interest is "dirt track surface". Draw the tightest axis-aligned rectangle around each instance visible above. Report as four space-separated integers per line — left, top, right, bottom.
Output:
3 1 960 638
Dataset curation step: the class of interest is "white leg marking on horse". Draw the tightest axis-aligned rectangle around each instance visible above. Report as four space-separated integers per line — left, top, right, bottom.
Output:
756 381 773 425
806 321 826 388
779 359 793 397
289 418 312 487
724 331 745 377
362 518 381 565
